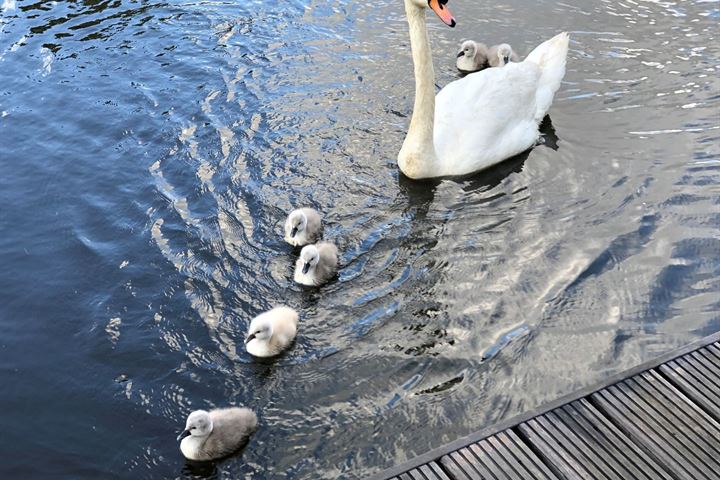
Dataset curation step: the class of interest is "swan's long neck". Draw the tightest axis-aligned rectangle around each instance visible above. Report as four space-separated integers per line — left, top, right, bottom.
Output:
398 1 439 179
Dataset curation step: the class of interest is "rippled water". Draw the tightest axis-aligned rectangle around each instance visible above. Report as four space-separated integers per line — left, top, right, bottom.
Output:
1 0 719 478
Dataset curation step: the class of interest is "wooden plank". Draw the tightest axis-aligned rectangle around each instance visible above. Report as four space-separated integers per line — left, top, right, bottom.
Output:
470 442 513 480
396 462 449 480
593 386 703 479
620 377 718 468
562 399 673 480
533 413 610 478
661 352 720 420
593 376 718 480
482 436 525 478
440 429 559 480
693 348 720 375
442 450 486 480
414 463 450 480
632 371 720 457
471 439 517 480
548 406 639 479
519 419 589 479
424 463 452 480
494 430 559 480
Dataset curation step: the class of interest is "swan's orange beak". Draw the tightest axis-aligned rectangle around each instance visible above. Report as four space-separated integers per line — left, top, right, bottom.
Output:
429 0 456 27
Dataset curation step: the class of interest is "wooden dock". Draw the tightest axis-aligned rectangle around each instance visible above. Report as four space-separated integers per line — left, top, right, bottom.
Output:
369 331 720 480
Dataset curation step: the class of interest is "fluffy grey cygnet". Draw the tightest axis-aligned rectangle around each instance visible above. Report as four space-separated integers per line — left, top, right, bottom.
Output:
294 242 338 286
245 306 298 357
284 208 322 247
488 43 520 67
177 407 257 461
456 40 489 73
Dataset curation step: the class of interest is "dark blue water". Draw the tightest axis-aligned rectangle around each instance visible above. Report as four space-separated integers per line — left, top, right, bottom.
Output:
1 0 718 478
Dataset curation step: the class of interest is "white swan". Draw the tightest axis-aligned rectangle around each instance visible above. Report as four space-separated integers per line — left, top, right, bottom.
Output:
398 0 569 179
177 407 257 461
245 306 298 357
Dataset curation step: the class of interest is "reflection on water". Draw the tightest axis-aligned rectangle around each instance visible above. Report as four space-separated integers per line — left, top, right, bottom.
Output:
0 0 718 478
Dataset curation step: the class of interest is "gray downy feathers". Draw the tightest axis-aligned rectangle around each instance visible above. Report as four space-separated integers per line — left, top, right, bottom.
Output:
487 43 520 67
284 207 322 247
294 242 338 286
178 407 258 461
245 306 299 358
456 40 489 73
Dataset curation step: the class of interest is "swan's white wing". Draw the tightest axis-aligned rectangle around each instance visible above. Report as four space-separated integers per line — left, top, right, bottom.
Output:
525 32 569 122
433 62 544 177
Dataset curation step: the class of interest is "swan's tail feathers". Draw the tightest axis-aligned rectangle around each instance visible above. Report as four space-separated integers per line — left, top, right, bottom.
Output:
525 32 570 121
525 32 570 68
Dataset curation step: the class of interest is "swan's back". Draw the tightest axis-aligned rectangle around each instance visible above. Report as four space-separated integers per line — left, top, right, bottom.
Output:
203 408 257 459
433 33 569 177
434 63 541 176
316 242 339 281
269 306 298 347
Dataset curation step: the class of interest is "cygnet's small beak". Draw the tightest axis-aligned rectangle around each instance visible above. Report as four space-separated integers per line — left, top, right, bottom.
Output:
456 51 464 58
290 226 298 238
429 0 456 27
245 333 256 345
177 429 191 442
503 55 510 64
302 262 311 274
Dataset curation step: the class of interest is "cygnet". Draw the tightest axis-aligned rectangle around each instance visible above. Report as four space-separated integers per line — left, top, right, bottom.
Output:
456 40 488 73
294 242 338 286
284 207 322 247
245 306 298 357
177 407 258 461
487 43 520 67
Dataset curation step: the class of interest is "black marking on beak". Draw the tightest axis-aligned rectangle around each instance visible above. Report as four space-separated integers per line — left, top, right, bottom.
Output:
245 333 256 345
302 262 311 274
457 51 464 58
177 429 191 442
429 0 455 27
290 226 298 238
503 55 510 64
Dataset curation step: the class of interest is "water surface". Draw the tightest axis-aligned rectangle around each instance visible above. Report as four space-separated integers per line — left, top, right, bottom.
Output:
1 0 719 478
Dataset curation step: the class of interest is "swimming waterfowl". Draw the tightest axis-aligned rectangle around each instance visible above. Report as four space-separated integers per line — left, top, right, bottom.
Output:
397 0 569 179
284 208 322 247
456 40 488 73
294 242 338 286
177 407 258 461
245 306 298 357
487 43 520 67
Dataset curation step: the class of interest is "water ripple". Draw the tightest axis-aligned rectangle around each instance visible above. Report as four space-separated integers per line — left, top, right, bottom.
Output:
0 0 719 478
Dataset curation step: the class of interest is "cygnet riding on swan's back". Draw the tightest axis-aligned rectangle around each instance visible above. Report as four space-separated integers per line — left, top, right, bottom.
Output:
294 242 338 286
284 207 322 247
245 306 298 357
398 0 569 179
177 407 257 461
456 40 488 73
487 43 520 67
